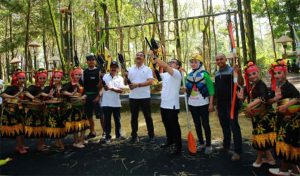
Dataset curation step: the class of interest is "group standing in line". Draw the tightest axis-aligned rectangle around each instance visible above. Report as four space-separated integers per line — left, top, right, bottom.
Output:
0 51 299 175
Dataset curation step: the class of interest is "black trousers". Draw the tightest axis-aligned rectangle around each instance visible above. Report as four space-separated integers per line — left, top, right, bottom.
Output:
161 108 182 150
129 98 154 138
189 105 211 146
217 101 242 154
102 107 121 139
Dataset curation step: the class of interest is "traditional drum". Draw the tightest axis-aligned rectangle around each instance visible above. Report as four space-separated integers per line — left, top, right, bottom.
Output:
278 98 300 115
249 101 267 117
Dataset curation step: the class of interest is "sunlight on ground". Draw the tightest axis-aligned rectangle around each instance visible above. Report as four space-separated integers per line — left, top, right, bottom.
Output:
93 107 252 143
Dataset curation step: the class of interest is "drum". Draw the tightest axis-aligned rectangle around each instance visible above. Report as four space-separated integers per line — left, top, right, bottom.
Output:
69 96 85 108
251 103 267 116
278 98 300 115
22 100 44 111
4 98 21 113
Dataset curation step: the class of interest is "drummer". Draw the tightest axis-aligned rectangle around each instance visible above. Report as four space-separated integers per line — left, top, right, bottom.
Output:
62 67 89 148
1 69 27 154
268 59 300 176
24 68 50 151
44 70 66 150
237 61 276 168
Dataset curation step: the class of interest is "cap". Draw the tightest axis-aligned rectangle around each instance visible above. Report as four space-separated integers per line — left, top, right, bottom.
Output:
110 61 119 67
86 53 96 60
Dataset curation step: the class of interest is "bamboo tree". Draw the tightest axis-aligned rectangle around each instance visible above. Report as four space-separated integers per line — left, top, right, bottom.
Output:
9 14 14 60
237 0 247 64
24 0 32 82
115 0 124 53
159 0 166 61
263 0 277 60
5 17 10 81
172 0 182 61
46 0 66 73
243 0 256 62
41 1 49 70
69 1 74 62
101 0 109 49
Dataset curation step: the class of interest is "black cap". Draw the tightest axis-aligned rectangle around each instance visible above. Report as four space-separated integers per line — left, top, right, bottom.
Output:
86 53 96 60
110 61 119 67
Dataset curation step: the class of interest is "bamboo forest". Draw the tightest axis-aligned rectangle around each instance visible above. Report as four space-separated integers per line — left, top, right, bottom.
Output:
0 0 299 175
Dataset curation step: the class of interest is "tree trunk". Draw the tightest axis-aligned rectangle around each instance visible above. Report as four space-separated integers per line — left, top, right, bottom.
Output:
47 0 66 73
115 0 124 53
64 11 69 66
0 55 2 79
159 0 166 61
9 14 14 60
237 0 247 64
42 30 49 70
101 0 109 49
69 1 74 63
95 2 100 51
263 0 276 60
212 17 217 71
243 0 256 62
24 0 32 82
286 0 296 51
5 17 10 81
172 0 182 61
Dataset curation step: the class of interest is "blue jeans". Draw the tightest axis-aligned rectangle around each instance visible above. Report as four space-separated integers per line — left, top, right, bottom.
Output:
217 101 242 154
189 104 211 146
102 107 121 139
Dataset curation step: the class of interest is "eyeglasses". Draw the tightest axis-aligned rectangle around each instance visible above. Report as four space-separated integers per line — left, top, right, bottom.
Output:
168 61 176 65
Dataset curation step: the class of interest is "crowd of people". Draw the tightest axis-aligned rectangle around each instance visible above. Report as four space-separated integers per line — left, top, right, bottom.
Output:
0 51 299 176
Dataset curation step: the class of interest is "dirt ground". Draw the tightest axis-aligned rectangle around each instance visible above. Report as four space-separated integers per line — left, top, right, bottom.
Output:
0 104 278 175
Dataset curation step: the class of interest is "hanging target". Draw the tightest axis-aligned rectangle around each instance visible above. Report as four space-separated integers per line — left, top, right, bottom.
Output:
181 20 189 32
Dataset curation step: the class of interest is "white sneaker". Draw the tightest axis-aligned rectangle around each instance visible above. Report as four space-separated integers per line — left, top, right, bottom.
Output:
204 146 213 155
269 168 290 176
73 143 85 148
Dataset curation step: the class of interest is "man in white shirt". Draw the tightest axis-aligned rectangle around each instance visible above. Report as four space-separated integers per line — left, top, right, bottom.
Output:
126 52 154 143
101 61 125 144
150 51 183 155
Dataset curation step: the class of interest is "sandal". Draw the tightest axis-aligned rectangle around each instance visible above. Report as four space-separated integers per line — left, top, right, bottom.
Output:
262 158 276 166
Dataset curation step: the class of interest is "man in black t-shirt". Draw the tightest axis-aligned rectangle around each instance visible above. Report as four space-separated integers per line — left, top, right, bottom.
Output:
83 53 104 139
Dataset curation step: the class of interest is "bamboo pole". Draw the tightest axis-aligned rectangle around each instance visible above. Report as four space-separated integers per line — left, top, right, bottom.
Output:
101 10 237 30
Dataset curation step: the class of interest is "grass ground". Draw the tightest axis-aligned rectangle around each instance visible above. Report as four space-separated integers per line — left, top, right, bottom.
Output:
94 101 253 143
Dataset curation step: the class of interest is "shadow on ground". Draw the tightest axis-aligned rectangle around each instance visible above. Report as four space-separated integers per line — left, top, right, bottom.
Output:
0 136 277 175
